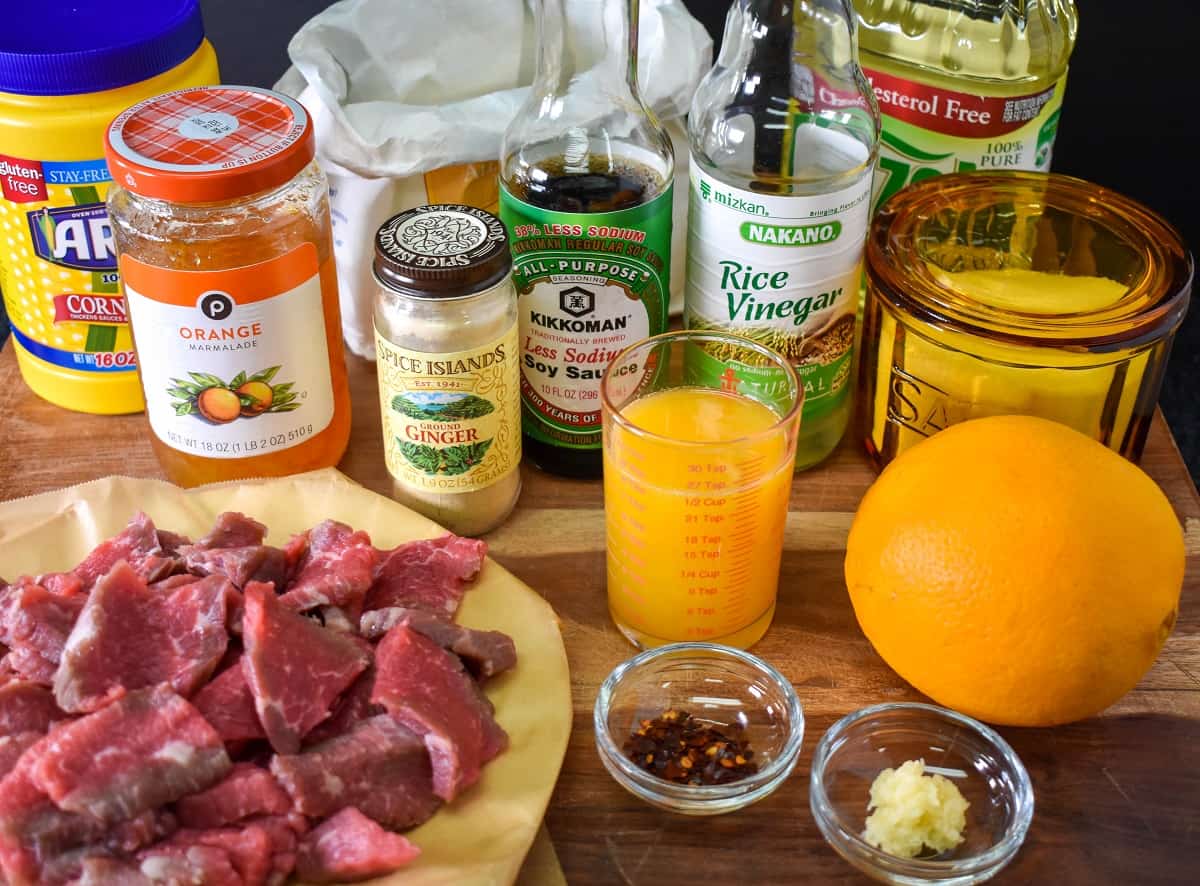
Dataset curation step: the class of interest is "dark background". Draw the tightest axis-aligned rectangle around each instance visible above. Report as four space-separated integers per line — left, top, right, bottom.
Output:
192 0 1200 482
8 1 1197 479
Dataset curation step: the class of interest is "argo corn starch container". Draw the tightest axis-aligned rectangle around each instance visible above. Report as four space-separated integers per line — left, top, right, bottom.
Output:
0 0 218 413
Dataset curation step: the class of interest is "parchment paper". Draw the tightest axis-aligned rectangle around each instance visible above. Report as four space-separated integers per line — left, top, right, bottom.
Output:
0 469 572 886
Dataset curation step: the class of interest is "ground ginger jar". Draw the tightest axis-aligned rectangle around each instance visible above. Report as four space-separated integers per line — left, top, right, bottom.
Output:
860 171 1192 468
373 205 521 536
104 86 351 486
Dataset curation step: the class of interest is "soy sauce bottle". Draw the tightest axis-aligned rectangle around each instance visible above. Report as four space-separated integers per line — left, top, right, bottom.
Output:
499 0 674 478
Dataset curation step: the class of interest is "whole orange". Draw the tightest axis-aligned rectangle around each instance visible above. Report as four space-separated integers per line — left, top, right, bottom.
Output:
844 415 1185 727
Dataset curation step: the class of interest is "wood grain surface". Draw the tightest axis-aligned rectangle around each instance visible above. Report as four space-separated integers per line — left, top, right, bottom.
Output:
1 341 1197 885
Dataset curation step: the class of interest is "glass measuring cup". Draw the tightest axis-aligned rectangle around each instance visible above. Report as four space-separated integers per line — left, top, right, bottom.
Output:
601 330 803 650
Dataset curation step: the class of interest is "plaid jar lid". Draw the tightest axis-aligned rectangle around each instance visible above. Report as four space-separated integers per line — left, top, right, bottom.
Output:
105 85 314 203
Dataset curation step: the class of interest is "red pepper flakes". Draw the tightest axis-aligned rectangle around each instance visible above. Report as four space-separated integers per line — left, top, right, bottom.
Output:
622 709 759 786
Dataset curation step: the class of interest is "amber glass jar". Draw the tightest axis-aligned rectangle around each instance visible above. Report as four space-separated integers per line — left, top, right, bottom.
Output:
860 171 1191 468
105 86 351 486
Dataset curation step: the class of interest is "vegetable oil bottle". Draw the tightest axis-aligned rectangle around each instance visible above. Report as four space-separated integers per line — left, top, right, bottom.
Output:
853 0 1078 212
685 0 880 471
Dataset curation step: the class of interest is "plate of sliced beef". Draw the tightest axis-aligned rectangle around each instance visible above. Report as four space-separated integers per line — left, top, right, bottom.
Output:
0 469 572 886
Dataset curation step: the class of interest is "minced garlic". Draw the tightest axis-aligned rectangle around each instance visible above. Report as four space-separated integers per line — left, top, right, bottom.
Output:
863 759 969 859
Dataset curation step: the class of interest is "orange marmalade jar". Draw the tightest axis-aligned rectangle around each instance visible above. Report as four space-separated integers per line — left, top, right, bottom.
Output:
104 86 350 486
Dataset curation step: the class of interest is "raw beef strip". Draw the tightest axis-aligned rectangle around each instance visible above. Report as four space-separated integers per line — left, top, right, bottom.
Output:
192 655 265 743
157 529 191 554
360 608 517 680
372 626 508 801
183 545 287 592
104 808 178 854
0 681 65 737
302 667 381 746
0 732 40 778
0 729 107 886
0 758 174 883
54 564 233 713
0 585 85 684
23 573 84 599
149 574 202 592
152 825 274 885
282 532 308 573
245 813 307 883
271 715 440 830
295 806 420 883
136 842 241 886
317 605 355 633
75 856 153 885
71 512 164 590
277 520 377 615
30 686 230 824
242 582 370 754
175 763 292 829
365 534 487 617
192 512 268 549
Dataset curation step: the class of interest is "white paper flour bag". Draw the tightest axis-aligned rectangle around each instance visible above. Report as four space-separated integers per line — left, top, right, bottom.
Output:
276 0 711 358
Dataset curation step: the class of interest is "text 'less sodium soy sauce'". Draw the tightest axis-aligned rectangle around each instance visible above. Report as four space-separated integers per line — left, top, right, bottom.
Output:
498 0 674 479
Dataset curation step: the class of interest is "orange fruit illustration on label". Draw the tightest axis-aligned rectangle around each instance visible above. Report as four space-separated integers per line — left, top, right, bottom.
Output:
196 387 243 424
844 415 1185 727
237 380 274 416
166 366 299 422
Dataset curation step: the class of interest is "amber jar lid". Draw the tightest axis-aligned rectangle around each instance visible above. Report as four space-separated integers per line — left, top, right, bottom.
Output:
866 171 1193 350
105 85 314 203
373 204 512 299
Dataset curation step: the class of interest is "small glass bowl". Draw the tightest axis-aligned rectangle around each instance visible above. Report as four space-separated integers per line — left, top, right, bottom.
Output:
810 703 1034 885
593 642 804 815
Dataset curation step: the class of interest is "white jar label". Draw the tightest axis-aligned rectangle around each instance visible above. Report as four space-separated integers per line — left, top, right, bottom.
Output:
120 243 335 459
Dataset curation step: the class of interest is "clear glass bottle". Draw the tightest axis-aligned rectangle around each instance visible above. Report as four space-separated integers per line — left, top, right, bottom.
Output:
685 0 880 471
499 0 675 479
853 0 1078 212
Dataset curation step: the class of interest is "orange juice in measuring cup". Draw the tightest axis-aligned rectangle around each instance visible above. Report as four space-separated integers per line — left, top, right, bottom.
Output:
602 331 802 649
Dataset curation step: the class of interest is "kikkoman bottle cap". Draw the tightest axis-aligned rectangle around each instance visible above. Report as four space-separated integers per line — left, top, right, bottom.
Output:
373 204 512 298
105 86 314 203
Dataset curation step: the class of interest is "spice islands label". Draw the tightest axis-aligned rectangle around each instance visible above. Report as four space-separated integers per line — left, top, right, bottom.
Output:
499 184 672 450
119 243 335 458
865 66 1068 212
684 162 870 421
375 327 521 493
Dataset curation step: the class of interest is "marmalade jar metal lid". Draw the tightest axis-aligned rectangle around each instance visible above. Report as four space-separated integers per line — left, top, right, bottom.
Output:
104 86 314 203
866 171 1192 350
373 204 512 299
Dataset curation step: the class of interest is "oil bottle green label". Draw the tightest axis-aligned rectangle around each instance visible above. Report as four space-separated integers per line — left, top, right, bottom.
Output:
866 66 1068 212
499 185 672 451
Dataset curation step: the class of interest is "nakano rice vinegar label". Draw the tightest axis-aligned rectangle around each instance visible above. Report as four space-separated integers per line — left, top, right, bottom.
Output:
0 155 135 373
375 327 521 492
684 162 871 420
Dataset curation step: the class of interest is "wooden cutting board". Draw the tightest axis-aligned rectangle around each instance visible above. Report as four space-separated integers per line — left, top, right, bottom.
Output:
2 341 1197 885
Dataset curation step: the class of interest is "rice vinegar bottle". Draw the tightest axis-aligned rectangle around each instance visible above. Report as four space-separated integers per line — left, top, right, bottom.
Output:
685 0 880 470
853 0 1078 212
